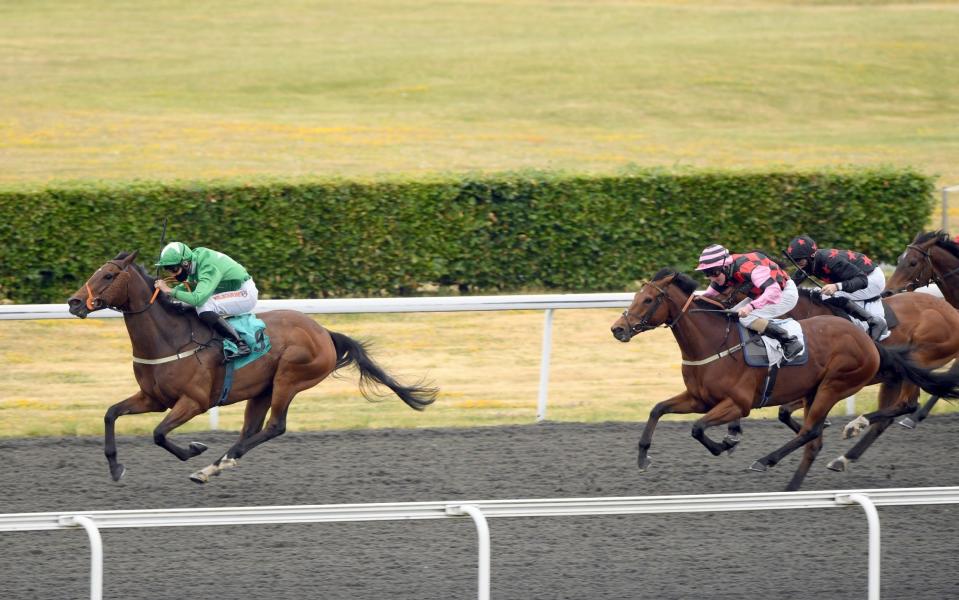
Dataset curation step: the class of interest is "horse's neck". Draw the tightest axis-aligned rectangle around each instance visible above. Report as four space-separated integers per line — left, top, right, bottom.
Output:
669 295 736 360
931 247 959 307
122 279 202 356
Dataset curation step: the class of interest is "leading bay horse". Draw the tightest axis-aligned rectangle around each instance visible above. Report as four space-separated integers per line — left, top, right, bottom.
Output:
609 268 959 491
785 288 959 470
67 251 438 483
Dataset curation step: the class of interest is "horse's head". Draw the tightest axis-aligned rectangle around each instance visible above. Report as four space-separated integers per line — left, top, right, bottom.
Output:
611 269 693 342
68 251 141 318
883 232 941 297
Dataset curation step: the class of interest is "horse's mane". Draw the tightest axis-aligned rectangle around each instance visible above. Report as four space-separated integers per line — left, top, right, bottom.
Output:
650 267 699 296
913 230 959 259
797 287 823 304
797 286 847 317
112 252 190 314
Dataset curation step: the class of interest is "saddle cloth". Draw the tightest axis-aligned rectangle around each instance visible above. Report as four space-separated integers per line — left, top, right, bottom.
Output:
223 313 272 369
737 319 808 367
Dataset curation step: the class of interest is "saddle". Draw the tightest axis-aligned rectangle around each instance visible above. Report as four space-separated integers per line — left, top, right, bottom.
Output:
736 322 809 368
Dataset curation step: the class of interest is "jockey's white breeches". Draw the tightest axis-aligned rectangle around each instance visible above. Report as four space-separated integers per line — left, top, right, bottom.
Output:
197 278 258 316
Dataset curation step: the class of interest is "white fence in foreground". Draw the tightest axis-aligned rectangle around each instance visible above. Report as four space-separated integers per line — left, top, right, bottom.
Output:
3 486 959 600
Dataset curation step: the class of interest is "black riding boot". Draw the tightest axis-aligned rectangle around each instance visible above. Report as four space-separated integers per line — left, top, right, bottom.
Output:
199 311 251 359
764 323 803 361
844 301 888 341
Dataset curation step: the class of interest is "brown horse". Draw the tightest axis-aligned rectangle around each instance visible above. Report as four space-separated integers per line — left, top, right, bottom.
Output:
67 251 437 483
884 230 959 308
785 288 959 469
609 268 959 491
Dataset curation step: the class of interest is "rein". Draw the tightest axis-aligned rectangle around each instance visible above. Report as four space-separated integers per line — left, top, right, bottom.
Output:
84 259 210 364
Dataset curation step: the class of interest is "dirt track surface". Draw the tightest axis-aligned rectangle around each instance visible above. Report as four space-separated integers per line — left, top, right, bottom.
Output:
2 416 959 600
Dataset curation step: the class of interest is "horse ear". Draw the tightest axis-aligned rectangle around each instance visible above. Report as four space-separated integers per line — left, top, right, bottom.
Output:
122 250 139 266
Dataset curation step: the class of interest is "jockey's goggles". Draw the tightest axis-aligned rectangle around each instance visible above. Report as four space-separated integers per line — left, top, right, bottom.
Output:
702 267 723 277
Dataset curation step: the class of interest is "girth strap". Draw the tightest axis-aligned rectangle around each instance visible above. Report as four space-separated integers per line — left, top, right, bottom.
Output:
681 343 744 366
132 346 203 365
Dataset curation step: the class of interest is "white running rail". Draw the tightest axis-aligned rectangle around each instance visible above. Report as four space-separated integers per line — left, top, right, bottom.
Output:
4 486 959 600
0 294 634 423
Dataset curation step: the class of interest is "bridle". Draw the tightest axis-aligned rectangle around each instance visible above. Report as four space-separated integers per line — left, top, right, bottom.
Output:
84 260 156 315
896 243 959 293
620 279 690 334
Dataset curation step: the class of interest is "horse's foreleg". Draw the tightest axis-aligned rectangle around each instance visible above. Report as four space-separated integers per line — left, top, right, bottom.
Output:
691 399 747 457
778 400 804 433
900 395 939 429
192 392 272 483
104 391 164 481
637 391 705 471
152 397 208 461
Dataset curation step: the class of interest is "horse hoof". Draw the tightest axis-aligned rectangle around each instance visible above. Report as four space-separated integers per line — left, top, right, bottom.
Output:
749 461 767 472
110 464 126 482
842 415 869 439
898 417 917 429
826 456 848 472
189 442 209 456
723 436 740 456
189 471 209 484
637 457 651 472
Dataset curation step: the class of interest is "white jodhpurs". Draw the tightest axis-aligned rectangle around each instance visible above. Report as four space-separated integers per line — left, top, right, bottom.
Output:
196 278 259 316
735 279 799 329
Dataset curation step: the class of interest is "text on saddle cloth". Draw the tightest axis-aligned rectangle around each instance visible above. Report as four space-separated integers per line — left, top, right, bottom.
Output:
737 319 808 367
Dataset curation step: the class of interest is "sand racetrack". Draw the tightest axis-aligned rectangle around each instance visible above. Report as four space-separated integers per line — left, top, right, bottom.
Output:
2 415 958 599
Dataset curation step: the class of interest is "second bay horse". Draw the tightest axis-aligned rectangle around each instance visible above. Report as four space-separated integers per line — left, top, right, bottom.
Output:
610 268 959 491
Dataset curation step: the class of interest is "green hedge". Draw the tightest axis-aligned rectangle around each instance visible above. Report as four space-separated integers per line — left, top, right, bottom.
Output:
0 168 935 303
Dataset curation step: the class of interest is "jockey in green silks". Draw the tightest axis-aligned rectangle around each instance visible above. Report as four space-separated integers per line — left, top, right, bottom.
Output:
154 242 258 359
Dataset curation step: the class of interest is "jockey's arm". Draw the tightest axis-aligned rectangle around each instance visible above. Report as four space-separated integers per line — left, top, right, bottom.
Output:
171 262 223 307
829 259 869 293
746 266 782 309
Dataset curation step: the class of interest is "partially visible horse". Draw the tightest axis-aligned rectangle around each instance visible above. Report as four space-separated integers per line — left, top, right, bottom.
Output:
785 288 959 469
67 251 437 483
884 230 959 308
609 268 959 491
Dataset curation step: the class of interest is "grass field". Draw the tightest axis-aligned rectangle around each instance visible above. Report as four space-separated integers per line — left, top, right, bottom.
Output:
1 1 958 196
2 1 957 436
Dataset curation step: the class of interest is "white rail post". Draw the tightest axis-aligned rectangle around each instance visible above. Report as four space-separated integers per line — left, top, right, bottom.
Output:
836 493 880 600
59 515 103 600
536 308 555 422
209 406 219 430
446 505 491 600
845 395 856 416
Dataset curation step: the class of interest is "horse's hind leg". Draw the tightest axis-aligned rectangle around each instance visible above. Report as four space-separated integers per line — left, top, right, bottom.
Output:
152 397 209 461
786 433 823 492
828 383 917 472
104 391 165 481
190 392 272 484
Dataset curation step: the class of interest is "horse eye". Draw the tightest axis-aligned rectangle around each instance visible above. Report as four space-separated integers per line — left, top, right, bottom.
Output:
909 260 918 267
104 273 114 280
642 298 652 304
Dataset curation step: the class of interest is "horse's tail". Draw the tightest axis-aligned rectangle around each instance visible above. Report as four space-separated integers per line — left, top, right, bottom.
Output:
875 343 959 399
329 331 438 411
